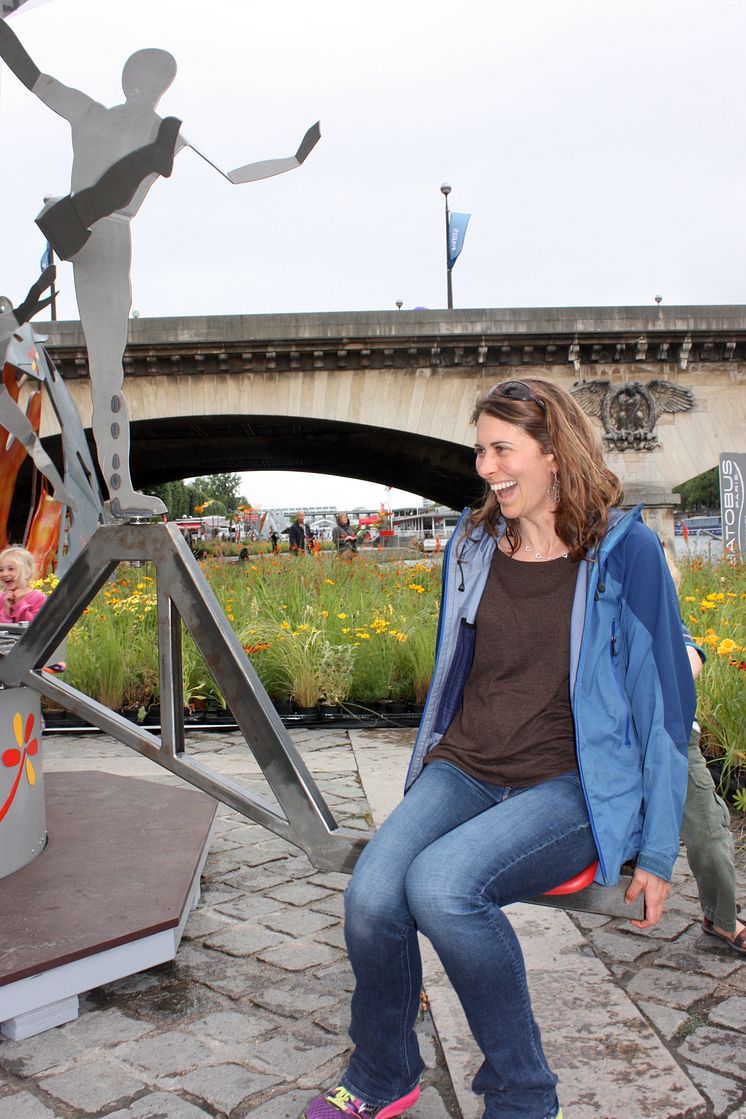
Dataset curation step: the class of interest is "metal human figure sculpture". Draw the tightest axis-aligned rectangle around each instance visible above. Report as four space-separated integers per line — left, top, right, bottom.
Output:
0 18 320 518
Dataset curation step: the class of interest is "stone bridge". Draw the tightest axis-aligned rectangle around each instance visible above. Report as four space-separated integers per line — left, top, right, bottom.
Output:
39 306 746 516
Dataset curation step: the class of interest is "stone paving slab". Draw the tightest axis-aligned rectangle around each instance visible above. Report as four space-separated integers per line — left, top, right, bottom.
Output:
1 726 744 1118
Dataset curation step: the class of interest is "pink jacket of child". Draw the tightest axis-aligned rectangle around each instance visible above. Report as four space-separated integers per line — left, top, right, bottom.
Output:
0 590 47 624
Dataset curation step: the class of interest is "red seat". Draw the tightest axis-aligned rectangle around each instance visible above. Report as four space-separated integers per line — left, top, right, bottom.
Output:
544 860 598 896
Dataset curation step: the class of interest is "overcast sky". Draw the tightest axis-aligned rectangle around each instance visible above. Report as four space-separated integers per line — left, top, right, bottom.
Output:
2 0 745 509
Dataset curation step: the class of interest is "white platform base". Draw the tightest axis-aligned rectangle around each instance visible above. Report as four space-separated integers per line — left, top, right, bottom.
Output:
1 995 80 1040
0 850 207 1040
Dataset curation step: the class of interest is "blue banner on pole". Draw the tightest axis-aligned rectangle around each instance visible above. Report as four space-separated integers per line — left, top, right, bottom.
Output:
40 242 53 271
447 212 471 270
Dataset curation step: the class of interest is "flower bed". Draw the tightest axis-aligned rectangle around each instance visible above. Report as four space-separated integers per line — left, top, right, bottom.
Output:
680 559 746 807
63 553 440 715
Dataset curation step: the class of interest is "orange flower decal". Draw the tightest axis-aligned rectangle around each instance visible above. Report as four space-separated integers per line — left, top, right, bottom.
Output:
0 712 39 823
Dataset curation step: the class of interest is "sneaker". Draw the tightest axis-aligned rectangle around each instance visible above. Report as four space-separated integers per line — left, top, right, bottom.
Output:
303 1084 420 1119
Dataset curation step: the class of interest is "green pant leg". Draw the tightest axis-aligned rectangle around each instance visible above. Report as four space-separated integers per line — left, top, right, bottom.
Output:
680 725 738 933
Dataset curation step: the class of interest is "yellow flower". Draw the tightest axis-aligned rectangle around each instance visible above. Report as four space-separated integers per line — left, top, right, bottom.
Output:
717 638 738 656
408 583 425 594
337 612 348 620
684 596 696 603
226 612 234 622
700 601 717 611
325 578 335 585
321 610 329 619
280 621 291 630
702 633 719 647
341 627 350 634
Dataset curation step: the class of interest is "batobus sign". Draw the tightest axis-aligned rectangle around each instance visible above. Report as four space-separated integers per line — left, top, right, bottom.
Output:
719 452 746 561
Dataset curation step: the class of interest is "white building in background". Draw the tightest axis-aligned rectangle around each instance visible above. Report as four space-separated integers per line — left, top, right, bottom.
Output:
176 501 461 547
391 503 461 549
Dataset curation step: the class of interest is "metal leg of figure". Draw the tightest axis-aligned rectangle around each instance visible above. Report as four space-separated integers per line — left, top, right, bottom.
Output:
72 218 166 519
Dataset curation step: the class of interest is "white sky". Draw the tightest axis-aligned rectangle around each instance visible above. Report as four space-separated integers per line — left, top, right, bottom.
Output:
2 0 745 508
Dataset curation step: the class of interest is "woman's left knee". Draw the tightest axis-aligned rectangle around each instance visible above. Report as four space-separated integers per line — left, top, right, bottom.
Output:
404 851 476 933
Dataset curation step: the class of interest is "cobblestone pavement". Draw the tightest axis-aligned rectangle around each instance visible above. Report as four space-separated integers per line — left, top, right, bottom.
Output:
570 828 746 1118
0 726 744 1118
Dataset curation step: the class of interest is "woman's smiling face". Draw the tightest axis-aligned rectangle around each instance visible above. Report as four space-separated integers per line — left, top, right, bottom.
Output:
474 414 556 521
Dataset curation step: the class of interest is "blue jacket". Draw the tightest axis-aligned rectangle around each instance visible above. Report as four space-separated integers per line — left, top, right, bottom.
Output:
406 506 697 886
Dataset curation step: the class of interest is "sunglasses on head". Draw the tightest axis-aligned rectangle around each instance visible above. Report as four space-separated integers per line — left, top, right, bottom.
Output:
488 380 546 411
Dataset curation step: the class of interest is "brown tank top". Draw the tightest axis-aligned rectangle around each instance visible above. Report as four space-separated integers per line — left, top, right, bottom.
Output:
427 545 579 786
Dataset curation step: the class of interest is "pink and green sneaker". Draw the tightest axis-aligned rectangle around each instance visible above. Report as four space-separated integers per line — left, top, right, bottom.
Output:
303 1084 420 1119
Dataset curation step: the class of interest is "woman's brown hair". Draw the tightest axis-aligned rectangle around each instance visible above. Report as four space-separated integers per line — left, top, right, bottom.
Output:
468 378 623 561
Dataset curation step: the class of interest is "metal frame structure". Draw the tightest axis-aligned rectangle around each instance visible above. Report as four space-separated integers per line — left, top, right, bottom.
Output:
0 523 366 874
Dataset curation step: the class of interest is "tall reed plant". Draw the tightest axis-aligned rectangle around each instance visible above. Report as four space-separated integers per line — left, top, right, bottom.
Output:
679 559 746 788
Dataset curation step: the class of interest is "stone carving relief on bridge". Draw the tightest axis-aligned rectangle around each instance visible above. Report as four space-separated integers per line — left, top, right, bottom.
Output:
571 379 694 451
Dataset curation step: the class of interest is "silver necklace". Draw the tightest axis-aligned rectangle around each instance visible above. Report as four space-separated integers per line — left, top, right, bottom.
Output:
523 541 569 561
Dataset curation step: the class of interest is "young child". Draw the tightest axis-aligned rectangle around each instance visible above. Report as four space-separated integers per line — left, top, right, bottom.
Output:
0 546 47 624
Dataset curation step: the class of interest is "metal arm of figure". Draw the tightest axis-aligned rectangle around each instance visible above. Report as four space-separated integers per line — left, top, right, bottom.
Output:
0 15 98 119
0 12 39 88
185 120 321 186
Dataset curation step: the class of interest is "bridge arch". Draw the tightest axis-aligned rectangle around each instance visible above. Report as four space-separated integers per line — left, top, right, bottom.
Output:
43 413 482 511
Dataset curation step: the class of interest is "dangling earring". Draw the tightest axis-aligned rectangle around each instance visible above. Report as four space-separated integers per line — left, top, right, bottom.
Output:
548 472 561 504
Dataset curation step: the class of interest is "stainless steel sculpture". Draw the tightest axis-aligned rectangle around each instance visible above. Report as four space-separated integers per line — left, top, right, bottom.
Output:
0 14 357 882
1 269 105 568
0 270 76 509
0 17 319 518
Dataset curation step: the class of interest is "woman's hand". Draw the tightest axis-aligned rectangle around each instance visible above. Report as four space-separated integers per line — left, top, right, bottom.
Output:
624 867 670 928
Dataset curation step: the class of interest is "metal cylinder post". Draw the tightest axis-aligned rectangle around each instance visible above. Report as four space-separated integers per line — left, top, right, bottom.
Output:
0 687 46 879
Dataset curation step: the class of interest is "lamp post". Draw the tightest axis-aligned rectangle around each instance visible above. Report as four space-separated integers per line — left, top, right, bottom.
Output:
440 182 453 310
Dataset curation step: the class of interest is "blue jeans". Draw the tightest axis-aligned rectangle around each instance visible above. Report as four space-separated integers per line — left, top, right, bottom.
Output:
341 761 596 1119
